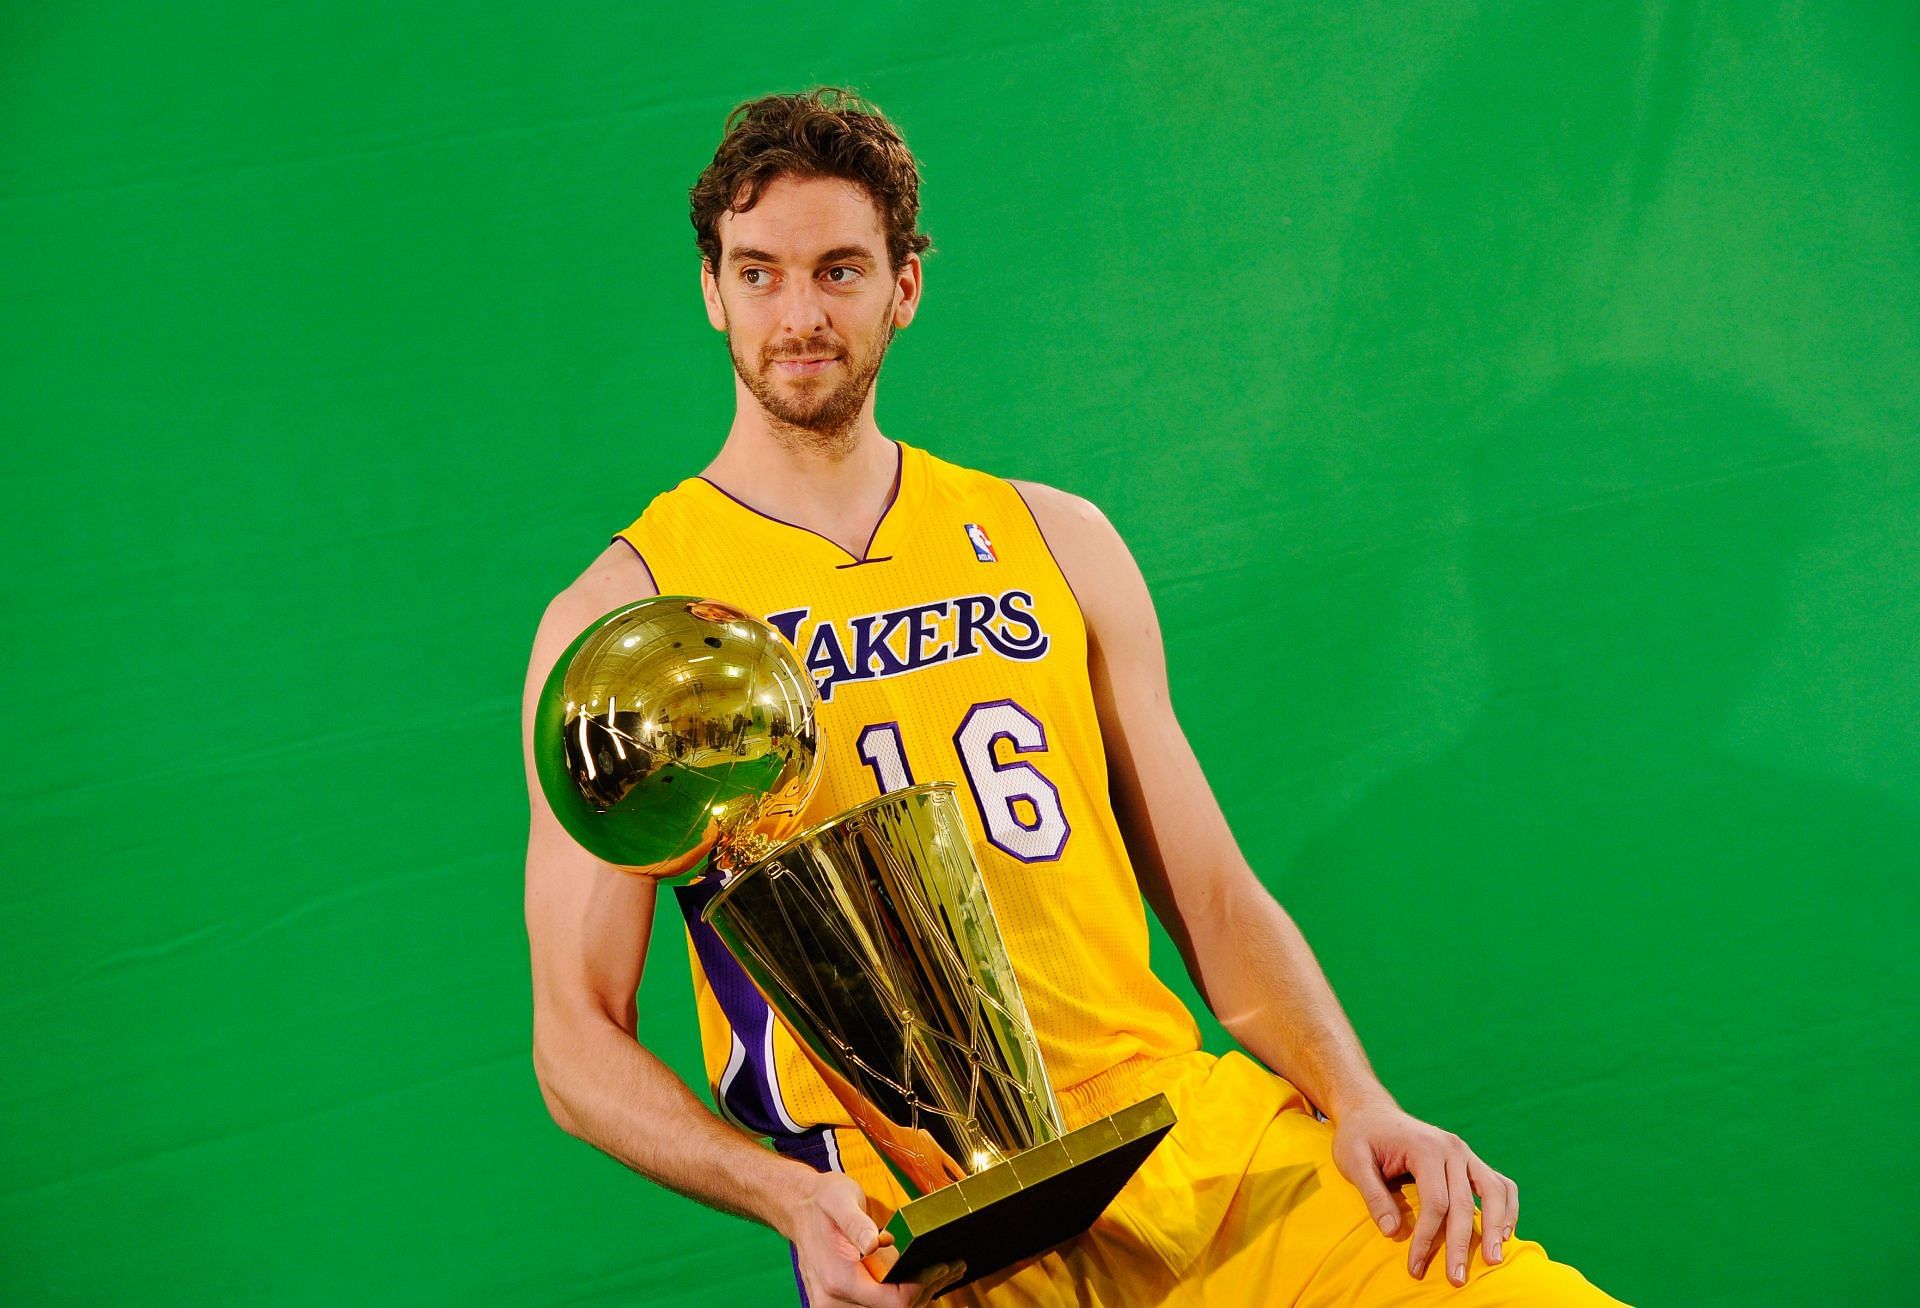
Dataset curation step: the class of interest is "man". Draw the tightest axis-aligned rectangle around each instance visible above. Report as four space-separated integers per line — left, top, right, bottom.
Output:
522 88 1619 1306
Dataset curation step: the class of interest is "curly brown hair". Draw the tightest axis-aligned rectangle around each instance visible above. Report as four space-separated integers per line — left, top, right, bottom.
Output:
689 86 934 275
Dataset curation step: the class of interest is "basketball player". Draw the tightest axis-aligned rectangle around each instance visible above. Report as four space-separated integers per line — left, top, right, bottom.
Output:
521 89 1621 1306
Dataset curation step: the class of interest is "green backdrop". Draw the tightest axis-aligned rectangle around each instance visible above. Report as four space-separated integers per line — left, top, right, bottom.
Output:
4 4 1914 1305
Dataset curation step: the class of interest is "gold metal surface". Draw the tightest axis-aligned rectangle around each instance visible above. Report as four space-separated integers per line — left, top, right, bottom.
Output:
702 782 1064 1195
885 1093 1177 1241
534 596 821 876
539 604 1181 1292
878 1093 1178 1295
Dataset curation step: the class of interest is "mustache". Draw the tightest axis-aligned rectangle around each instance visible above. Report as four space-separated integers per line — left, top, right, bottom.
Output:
766 342 845 361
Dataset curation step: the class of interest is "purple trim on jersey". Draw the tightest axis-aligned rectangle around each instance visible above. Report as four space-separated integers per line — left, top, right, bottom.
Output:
697 439 904 565
1006 481 1086 624
790 1243 810 1307
952 698 1072 864
774 1124 838 1173
607 533 660 593
779 1126 843 1306
672 877 800 1143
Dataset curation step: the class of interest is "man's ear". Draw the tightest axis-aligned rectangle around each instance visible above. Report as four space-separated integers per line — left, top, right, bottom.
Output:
891 251 922 329
700 260 727 332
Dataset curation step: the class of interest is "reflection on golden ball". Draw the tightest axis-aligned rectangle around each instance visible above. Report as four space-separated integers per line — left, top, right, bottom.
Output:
533 596 821 878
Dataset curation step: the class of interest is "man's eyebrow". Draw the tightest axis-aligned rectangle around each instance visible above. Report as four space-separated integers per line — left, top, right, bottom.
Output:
726 244 880 267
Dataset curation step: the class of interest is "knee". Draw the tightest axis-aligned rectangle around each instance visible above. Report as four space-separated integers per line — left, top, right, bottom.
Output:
1462 1237 1624 1305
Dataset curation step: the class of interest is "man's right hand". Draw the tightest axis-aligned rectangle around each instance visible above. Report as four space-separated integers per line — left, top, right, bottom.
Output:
782 1170 965 1307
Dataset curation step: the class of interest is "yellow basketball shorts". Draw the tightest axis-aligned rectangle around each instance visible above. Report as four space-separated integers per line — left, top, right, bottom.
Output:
827 1048 1623 1306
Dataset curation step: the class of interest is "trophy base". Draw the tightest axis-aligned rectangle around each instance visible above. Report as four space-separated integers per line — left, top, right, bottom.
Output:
879 1093 1177 1297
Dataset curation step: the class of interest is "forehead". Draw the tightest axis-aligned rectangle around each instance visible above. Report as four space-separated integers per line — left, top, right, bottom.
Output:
718 174 885 260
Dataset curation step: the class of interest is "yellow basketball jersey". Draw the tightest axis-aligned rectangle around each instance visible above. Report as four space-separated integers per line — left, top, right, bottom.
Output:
613 437 1200 1175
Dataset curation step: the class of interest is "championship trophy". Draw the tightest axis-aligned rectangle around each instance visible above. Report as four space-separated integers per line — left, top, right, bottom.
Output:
535 597 1175 1295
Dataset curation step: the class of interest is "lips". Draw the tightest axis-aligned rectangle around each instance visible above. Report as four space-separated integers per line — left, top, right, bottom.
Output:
774 356 838 377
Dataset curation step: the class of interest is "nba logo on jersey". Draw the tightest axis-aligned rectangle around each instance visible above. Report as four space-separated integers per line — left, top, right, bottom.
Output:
965 522 997 562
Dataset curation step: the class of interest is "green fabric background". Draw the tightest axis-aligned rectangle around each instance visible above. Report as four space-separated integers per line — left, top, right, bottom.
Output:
4 4 1914 1304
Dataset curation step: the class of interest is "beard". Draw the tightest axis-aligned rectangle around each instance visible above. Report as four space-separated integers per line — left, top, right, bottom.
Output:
728 315 895 453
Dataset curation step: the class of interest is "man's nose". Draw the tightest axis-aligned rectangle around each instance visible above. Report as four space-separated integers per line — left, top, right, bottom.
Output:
775 277 831 338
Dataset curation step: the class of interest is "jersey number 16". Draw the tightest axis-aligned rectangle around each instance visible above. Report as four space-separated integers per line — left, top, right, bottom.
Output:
855 698 1070 864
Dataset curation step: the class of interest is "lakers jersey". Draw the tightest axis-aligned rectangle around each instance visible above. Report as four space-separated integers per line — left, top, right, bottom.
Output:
613 438 1200 1182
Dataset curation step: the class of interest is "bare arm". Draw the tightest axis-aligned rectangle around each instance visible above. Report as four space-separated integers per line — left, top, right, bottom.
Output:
522 543 953 1306
1013 483 1519 1287
522 543 804 1222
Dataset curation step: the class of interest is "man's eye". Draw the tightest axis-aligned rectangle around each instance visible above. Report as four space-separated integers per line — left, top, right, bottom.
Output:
824 266 860 284
742 268 770 286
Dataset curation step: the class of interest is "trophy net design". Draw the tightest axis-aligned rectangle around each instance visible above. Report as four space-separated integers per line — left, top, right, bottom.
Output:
704 780 1175 1290
704 782 1062 1192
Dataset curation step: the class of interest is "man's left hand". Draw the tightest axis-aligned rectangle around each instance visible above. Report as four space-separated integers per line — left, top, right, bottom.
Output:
1330 1099 1518 1287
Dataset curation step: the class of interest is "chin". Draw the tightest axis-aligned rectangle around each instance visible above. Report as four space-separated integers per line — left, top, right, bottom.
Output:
766 387 848 423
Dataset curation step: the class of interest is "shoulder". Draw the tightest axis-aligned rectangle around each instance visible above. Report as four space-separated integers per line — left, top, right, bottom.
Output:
1003 480 1157 646
536 468 712 647
521 538 662 744
1006 478 1103 529
1005 479 1135 573
612 478 701 540
530 540 659 663
1007 477 1128 563
584 534 658 589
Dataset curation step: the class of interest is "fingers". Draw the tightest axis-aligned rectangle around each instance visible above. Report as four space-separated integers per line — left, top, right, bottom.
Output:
803 1254 909 1308
906 1261 967 1306
825 1257 960 1308
1332 1133 1403 1236
1404 1142 1518 1288
863 1238 901 1282
1472 1155 1513 1266
798 1176 954 1308
821 1177 884 1257
1404 1149 1448 1281
1443 1153 1474 1287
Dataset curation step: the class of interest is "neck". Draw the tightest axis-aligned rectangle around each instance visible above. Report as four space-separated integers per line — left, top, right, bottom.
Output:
701 403 899 557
